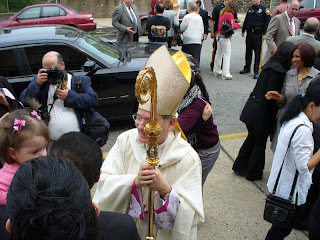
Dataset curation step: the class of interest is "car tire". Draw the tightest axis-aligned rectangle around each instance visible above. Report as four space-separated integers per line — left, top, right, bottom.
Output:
141 19 148 36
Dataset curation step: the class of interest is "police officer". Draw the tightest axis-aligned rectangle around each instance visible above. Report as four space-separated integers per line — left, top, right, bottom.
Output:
240 0 270 79
210 0 239 71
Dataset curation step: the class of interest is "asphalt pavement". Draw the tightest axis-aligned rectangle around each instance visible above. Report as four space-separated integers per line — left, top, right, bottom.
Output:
92 18 309 240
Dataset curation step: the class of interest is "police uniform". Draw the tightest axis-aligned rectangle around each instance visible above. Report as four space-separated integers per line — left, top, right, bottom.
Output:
240 4 270 79
210 3 238 70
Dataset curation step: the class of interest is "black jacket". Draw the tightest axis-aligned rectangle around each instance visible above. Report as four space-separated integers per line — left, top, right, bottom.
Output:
240 61 286 132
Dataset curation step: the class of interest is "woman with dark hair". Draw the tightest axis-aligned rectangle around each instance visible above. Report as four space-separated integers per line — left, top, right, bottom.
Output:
265 78 320 239
232 41 295 181
5 155 98 240
177 73 220 186
266 43 320 152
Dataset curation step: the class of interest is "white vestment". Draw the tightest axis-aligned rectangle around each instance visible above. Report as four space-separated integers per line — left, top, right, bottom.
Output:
93 129 204 240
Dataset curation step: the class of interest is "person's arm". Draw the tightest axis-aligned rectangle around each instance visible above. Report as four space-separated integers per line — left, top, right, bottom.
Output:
64 76 98 109
262 7 271 39
180 16 188 32
241 12 248 37
228 13 240 30
291 127 320 172
19 74 43 105
265 17 280 54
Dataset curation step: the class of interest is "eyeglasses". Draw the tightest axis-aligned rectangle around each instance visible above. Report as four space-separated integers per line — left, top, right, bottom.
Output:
132 113 150 124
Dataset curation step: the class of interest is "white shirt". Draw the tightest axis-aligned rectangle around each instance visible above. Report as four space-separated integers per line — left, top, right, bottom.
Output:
285 11 296 36
125 4 137 23
47 73 80 140
180 12 204 45
267 112 314 206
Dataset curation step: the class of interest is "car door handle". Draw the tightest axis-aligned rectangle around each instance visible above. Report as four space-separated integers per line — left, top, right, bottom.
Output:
99 96 116 100
120 95 129 98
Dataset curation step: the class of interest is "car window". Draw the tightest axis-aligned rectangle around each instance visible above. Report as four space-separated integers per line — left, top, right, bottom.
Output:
42 6 66 17
24 45 89 74
300 0 315 8
0 49 22 78
316 0 320 7
77 33 121 66
62 4 78 13
19 7 41 20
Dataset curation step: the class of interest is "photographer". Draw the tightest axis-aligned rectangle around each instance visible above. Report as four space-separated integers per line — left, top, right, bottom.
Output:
20 51 98 141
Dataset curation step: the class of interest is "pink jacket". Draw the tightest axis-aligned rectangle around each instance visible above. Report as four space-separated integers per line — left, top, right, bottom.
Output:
217 12 240 34
0 162 20 205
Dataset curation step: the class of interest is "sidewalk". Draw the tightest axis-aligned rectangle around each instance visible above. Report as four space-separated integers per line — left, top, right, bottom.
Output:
199 136 308 239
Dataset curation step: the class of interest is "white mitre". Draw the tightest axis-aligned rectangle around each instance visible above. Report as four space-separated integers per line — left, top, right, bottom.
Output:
138 45 191 116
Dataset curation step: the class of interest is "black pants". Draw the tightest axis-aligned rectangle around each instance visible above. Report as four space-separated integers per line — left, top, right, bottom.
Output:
211 31 218 65
244 31 263 74
232 125 269 179
182 43 201 66
265 204 306 240
133 32 139 42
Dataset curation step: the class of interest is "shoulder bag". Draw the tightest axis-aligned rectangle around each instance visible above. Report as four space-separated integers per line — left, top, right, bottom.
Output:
74 76 110 147
263 124 305 227
221 13 234 38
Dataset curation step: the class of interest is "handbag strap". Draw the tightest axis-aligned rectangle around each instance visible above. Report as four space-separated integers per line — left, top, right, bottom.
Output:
272 123 306 200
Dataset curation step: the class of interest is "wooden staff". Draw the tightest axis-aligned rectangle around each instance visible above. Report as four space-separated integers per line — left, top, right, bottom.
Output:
135 67 161 240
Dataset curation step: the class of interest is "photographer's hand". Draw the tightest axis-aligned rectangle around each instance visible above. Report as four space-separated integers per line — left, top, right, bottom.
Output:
55 85 69 101
37 68 48 88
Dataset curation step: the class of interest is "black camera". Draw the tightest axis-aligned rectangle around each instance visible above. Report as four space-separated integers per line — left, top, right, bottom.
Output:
45 65 63 85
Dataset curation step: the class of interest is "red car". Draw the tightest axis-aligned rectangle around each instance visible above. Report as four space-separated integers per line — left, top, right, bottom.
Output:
0 4 96 31
296 0 320 26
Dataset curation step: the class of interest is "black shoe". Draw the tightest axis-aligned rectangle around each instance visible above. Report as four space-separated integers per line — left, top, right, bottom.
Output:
240 69 250 74
253 73 259 79
233 168 247 176
210 62 214 71
246 174 262 181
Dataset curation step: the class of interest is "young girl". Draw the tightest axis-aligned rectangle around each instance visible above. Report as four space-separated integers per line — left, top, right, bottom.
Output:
0 108 49 205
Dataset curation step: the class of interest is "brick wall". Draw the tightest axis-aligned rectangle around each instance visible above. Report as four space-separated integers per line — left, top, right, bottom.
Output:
59 0 273 18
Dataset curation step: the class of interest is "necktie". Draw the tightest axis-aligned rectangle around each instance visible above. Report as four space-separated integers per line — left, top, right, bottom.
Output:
290 18 294 36
129 7 137 33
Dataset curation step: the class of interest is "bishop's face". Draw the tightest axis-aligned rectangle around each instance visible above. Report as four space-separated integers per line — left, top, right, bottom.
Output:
135 109 175 145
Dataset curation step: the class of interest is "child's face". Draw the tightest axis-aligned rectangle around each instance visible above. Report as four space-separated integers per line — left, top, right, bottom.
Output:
10 136 48 164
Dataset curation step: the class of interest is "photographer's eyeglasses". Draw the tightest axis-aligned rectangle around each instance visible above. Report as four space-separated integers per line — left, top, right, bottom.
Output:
132 113 150 124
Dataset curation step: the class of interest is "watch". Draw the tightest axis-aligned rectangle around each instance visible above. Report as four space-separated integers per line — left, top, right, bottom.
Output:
160 193 169 202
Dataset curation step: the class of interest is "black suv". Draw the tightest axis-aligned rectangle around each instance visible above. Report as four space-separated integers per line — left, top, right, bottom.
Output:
0 25 198 121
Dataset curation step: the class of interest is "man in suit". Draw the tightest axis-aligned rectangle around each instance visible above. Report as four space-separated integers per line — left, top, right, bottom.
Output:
287 17 320 53
264 0 300 62
112 0 143 43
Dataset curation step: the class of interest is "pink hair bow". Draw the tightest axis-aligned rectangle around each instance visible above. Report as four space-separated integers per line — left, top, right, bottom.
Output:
13 119 26 134
31 110 41 120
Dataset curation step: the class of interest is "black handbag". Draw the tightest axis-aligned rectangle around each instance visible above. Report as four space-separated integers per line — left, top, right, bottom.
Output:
74 76 110 147
263 124 305 227
221 14 234 38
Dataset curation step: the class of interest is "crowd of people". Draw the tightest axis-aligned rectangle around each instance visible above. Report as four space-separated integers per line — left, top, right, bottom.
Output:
2 0 320 239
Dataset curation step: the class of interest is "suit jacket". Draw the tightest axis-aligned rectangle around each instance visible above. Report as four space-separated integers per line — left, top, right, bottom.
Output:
97 211 141 240
265 12 300 61
286 33 320 53
240 61 286 132
199 8 209 35
112 3 142 43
